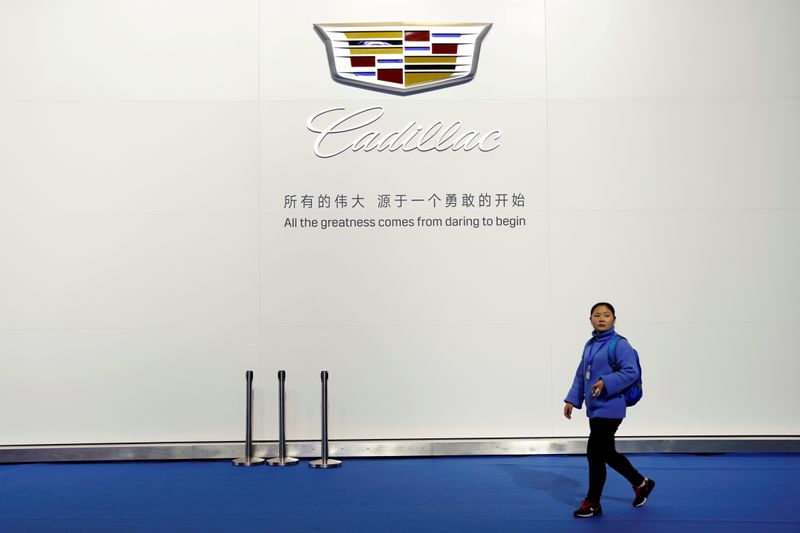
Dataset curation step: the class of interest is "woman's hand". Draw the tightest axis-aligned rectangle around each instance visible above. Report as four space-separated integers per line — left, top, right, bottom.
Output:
563 402 574 419
591 378 604 397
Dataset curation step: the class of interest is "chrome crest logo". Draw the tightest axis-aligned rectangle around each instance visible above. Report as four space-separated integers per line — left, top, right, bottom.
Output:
314 22 492 95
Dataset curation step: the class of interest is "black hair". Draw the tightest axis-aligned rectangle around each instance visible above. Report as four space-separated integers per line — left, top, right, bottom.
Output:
590 302 616 317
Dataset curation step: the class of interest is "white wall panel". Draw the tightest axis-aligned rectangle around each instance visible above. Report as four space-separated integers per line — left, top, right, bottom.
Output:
547 0 800 98
549 99 800 210
621 322 799 436
549 210 800 324
262 209 547 328
0 328 260 444
260 0 546 100
262 325 554 440
261 99 547 328
0 0 259 100
0 213 260 329
551 322 799 436
0 102 259 214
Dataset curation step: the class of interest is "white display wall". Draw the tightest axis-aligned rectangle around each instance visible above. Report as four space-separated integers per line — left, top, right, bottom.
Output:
1 0 798 445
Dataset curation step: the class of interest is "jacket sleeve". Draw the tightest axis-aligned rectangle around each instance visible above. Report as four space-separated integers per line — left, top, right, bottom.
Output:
600 339 639 396
564 360 585 408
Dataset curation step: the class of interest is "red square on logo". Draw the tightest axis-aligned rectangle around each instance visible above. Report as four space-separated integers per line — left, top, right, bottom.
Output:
350 56 376 67
432 44 458 54
405 31 430 42
377 69 403 84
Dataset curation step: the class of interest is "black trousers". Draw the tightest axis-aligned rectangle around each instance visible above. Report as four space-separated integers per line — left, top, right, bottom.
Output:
586 417 645 502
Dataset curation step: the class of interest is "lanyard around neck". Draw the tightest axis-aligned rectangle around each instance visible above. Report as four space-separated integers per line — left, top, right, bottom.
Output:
586 336 613 369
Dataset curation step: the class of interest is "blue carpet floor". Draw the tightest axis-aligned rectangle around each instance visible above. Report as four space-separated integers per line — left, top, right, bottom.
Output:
0 454 797 532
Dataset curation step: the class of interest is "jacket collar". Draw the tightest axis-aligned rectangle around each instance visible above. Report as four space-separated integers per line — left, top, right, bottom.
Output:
591 327 616 342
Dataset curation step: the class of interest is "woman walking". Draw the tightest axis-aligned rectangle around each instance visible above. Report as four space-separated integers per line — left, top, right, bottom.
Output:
564 302 655 518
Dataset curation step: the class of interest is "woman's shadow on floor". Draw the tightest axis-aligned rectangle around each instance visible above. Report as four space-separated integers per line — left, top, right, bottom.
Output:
495 464 629 505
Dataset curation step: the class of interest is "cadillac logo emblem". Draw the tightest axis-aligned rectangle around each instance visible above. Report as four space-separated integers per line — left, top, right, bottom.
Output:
314 22 492 95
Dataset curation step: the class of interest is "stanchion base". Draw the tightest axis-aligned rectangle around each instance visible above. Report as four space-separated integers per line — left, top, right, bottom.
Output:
232 457 266 466
309 458 342 469
267 456 300 466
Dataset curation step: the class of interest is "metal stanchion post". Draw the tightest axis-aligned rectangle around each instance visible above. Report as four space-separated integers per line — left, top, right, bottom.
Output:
233 370 266 466
309 370 341 468
267 370 299 466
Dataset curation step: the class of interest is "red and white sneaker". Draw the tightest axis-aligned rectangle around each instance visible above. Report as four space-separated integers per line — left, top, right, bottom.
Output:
633 477 656 507
573 499 603 518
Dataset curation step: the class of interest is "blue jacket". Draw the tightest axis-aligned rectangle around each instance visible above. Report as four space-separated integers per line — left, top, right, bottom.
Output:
564 328 639 419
